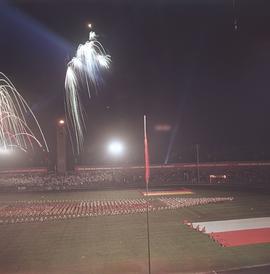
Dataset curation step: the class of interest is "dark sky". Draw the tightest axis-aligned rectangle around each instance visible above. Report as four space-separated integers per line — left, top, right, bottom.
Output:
1 0 270 164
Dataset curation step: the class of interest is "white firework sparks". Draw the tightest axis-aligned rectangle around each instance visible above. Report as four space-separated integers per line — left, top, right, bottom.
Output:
65 31 111 154
0 72 49 153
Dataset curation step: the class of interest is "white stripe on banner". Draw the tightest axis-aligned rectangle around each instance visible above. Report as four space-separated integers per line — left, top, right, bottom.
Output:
192 217 270 233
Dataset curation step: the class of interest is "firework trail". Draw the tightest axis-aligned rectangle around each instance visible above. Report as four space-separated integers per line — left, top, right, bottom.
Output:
0 72 49 153
65 31 111 154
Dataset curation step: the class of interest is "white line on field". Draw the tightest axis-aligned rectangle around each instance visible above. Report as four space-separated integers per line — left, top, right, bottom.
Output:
196 262 270 274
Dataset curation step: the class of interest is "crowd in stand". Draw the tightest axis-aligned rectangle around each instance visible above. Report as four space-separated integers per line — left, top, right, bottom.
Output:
0 165 269 192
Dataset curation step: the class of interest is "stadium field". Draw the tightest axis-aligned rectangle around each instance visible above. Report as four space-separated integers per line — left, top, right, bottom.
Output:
0 187 269 274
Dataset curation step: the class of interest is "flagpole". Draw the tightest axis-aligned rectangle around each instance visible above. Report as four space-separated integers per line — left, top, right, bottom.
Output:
144 115 151 274
146 181 151 274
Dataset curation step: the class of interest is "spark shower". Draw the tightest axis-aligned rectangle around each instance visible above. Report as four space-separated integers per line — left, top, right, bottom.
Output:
65 31 111 154
0 73 48 153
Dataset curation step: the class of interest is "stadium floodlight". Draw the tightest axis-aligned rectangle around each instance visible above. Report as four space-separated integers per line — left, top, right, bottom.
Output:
58 119 65 125
108 141 124 156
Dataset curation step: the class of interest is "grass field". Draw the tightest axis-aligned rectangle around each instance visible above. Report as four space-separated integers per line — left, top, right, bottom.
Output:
0 187 269 274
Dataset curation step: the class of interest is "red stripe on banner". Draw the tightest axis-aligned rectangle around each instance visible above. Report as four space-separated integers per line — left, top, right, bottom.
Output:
144 115 150 185
211 228 270 247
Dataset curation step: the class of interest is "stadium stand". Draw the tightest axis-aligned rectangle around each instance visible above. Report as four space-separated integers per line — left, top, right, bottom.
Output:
0 161 270 192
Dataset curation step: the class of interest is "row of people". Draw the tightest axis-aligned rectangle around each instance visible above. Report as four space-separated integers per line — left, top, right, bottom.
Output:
0 197 233 223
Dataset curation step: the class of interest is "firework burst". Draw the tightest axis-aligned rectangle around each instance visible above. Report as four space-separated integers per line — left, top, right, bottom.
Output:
65 31 111 154
0 72 48 153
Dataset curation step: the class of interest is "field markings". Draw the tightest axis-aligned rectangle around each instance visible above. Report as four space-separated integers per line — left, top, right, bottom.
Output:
207 262 270 273
141 188 194 196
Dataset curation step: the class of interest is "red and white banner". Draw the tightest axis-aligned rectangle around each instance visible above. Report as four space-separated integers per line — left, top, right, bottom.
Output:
192 217 270 247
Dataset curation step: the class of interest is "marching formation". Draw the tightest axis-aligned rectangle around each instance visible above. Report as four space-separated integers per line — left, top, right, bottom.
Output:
0 196 233 224
160 197 234 209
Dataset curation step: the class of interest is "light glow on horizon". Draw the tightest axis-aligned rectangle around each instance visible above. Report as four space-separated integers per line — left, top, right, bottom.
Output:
0 147 11 155
108 141 124 156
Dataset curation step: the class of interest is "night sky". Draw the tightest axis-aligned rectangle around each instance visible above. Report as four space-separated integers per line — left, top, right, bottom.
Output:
1 0 270 165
